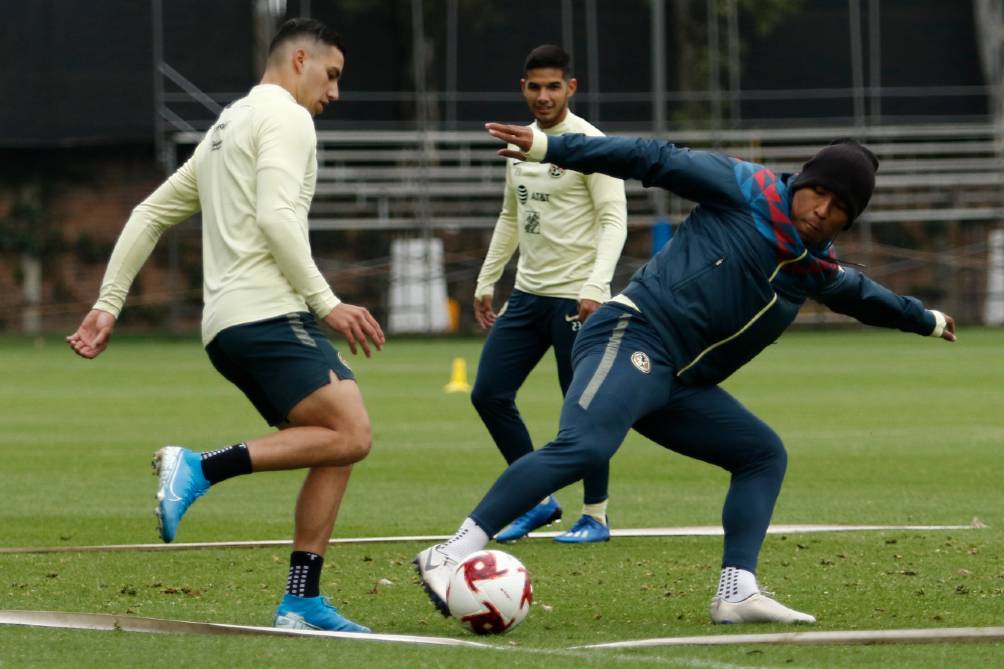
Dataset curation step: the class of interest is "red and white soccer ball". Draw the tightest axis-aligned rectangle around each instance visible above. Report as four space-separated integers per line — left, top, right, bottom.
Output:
446 549 532 635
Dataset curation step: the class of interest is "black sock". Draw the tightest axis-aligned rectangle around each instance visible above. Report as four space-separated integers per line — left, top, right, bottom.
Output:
286 551 324 598
199 443 252 485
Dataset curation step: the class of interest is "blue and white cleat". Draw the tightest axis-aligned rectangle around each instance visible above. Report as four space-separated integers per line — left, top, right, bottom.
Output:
274 594 371 632
495 496 562 543
553 514 610 544
153 446 209 543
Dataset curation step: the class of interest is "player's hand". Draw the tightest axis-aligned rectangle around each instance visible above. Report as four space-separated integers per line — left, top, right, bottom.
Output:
486 122 533 160
577 299 601 323
67 309 117 359
323 303 385 357
474 295 497 330
941 313 957 342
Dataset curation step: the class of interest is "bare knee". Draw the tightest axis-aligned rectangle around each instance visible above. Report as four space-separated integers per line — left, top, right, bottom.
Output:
294 414 369 466
322 419 370 465
345 420 372 463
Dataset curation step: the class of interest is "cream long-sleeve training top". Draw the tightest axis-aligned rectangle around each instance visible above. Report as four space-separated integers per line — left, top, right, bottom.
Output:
94 84 340 344
474 111 628 304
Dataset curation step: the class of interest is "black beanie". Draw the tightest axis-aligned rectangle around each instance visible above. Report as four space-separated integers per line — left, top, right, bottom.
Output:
790 139 879 226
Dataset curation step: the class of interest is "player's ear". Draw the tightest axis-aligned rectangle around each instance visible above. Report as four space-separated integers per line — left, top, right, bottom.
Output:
291 46 308 74
566 78 578 96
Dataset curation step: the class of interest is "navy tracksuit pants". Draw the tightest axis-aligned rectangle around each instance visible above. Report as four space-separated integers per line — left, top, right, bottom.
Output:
470 303 787 572
471 289 610 505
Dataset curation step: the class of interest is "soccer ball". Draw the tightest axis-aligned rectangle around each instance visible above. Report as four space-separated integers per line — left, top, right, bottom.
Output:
446 549 532 635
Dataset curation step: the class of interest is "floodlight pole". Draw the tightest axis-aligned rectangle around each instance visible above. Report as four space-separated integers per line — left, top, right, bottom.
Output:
726 0 740 128
152 0 166 174
650 0 668 219
848 0 866 130
411 0 436 330
562 0 574 73
585 0 600 123
446 0 458 130
867 0 881 121
707 0 722 143
151 0 182 332
562 0 575 111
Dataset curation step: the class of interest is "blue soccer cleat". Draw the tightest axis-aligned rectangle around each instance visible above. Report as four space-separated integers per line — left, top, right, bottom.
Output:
153 446 209 543
274 594 371 633
494 496 562 543
553 514 611 544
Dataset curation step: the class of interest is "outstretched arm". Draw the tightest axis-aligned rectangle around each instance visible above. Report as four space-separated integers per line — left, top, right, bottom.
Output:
816 267 957 342
485 122 742 207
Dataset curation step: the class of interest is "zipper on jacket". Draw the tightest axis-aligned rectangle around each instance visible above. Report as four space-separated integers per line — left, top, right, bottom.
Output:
671 256 725 291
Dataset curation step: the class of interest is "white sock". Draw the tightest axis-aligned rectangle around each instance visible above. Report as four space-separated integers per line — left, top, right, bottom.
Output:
442 518 488 561
716 566 759 603
582 499 608 525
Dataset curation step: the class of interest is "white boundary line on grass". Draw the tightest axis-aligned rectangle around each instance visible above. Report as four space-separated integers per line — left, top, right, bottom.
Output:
0 523 980 555
0 610 489 648
2 609 1003 654
573 626 1004 649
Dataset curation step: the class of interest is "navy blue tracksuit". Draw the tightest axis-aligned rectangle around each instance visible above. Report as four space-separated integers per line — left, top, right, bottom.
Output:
470 135 938 572
471 289 609 504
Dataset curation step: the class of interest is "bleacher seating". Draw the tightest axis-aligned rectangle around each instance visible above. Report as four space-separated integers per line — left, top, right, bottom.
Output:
173 123 1004 230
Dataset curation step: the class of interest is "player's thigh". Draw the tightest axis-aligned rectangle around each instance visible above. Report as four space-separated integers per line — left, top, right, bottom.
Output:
556 308 672 460
633 384 783 471
207 312 358 428
287 370 370 435
474 291 550 394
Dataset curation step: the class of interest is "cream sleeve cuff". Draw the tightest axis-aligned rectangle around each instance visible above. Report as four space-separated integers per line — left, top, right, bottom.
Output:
578 284 611 304
525 125 549 162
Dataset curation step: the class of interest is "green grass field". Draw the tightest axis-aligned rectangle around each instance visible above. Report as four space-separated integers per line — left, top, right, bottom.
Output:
1 329 1002 668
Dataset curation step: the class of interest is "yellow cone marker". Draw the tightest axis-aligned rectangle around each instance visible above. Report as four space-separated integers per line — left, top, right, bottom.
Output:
444 357 471 393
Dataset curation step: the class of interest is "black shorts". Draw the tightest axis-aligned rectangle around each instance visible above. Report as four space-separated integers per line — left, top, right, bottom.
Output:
206 312 355 426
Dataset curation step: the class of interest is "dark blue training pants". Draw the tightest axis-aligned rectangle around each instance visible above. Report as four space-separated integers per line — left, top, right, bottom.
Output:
470 289 610 504
470 303 787 572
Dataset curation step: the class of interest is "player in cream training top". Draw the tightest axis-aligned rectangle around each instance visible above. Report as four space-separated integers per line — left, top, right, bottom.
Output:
471 45 627 544
67 19 383 633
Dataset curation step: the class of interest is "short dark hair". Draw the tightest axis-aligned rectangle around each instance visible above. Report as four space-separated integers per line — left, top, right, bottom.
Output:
524 44 572 77
268 18 345 57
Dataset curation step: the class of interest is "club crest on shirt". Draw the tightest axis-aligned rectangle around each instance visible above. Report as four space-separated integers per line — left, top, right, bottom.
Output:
517 184 529 205
630 351 651 374
548 164 565 178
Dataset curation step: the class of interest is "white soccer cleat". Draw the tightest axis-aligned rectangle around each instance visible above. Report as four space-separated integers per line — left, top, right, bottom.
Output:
709 592 816 624
413 544 458 618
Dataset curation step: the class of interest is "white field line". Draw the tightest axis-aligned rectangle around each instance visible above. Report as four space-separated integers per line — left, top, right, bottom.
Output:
0 524 980 555
0 610 488 648
573 626 1004 649
0 610 805 668
4 609 999 663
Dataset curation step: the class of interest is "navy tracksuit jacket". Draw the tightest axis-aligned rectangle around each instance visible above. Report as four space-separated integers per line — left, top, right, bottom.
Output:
470 134 939 570
556 134 935 386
